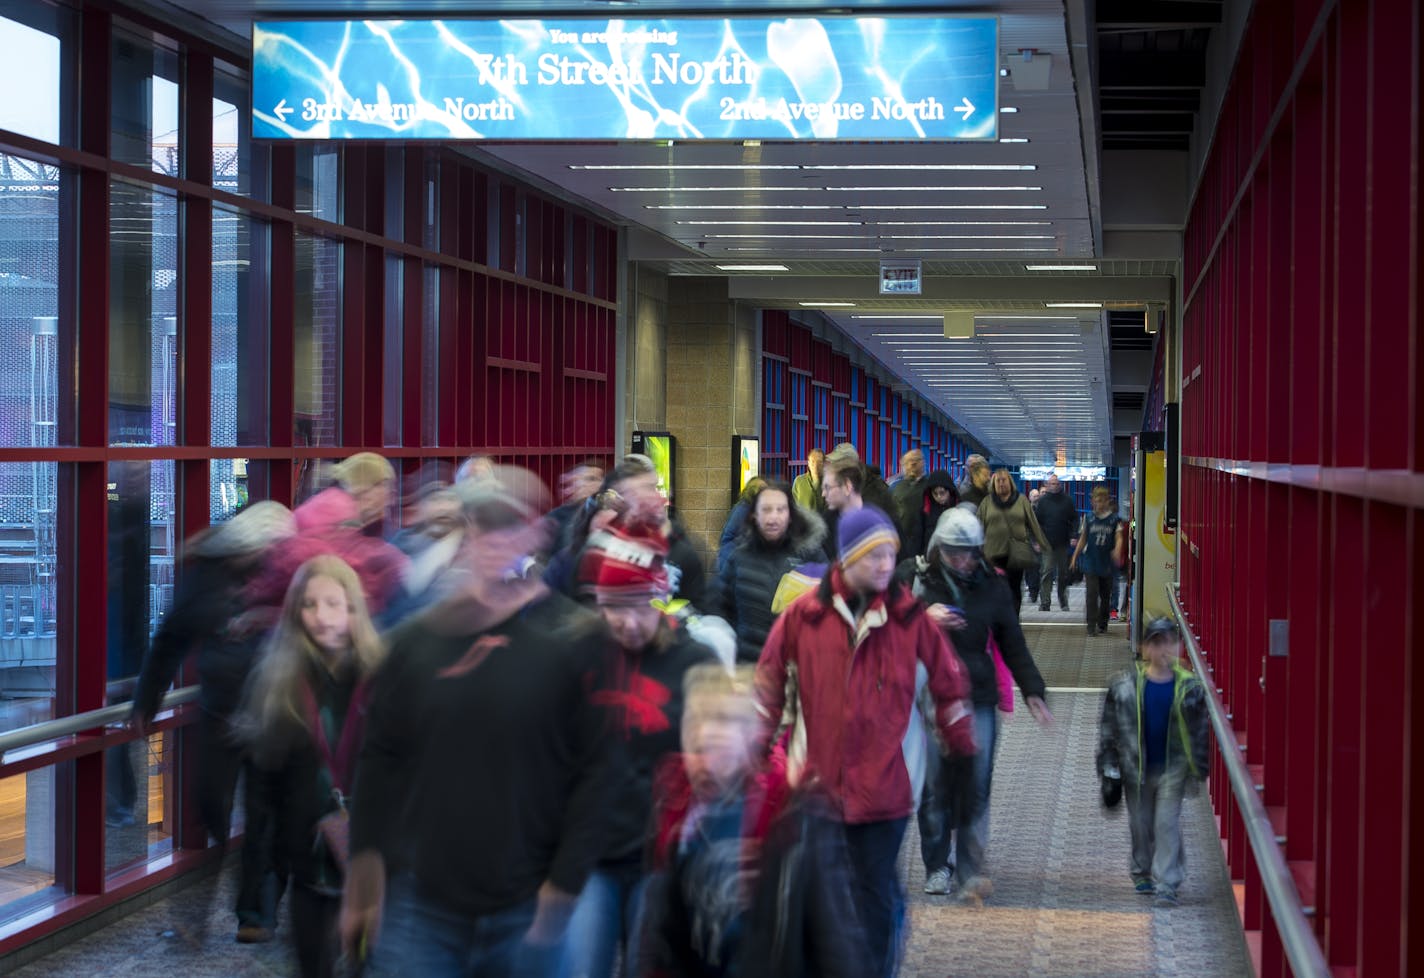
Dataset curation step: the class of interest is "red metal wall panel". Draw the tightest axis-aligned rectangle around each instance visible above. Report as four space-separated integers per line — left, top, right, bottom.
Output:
1180 2 1421 974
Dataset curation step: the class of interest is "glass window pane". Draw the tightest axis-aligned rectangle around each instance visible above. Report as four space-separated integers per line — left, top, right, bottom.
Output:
212 207 269 448
0 461 57 734
111 26 179 176
384 255 402 446
294 232 340 446
0 8 62 145
0 155 61 449
210 457 250 523
213 62 250 196
105 729 174 873
0 765 68 919
295 145 340 221
109 181 177 447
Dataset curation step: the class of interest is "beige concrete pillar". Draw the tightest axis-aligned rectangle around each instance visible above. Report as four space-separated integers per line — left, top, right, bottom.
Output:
663 279 758 569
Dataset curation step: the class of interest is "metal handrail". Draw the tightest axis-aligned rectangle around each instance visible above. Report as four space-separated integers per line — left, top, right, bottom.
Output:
0 685 200 760
1167 585 1329 978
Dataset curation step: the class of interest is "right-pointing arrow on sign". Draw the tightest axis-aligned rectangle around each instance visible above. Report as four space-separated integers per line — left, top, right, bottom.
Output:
953 97 975 122
273 99 293 122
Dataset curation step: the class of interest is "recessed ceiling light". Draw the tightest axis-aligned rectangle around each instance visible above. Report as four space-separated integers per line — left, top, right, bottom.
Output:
853 316 944 321
799 301 857 307
1000 107 1020 114
1025 264 1098 271
715 264 789 271
999 137 1030 143
1045 302 1103 308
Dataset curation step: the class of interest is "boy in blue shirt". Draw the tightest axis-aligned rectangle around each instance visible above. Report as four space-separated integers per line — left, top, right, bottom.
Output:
1096 617 1210 907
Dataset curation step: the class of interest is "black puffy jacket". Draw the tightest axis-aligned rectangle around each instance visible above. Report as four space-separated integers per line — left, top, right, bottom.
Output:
912 558 1047 708
714 508 828 663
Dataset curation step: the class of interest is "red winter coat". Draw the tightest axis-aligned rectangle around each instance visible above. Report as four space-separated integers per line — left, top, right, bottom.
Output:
754 564 975 824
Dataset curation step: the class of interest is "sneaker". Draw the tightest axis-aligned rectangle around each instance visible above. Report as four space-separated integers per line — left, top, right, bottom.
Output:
1060 601 1069 611
923 866 953 895
1110 610 1120 621
236 925 275 944
957 875 993 907
1039 602 1050 612
1133 878 1155 895
1153 889 1178 908
1086 626 1097 637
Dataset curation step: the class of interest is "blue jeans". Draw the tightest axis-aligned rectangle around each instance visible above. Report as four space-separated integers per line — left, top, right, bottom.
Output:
952 705 1000 883
559 867 646 978
843 817 908 978
367 877 562 978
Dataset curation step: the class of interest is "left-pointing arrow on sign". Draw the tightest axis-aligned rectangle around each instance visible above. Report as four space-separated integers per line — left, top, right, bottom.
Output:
274 99 294 121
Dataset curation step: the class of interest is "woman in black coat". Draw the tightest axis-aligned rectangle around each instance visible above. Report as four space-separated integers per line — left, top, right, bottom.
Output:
713 480 827 663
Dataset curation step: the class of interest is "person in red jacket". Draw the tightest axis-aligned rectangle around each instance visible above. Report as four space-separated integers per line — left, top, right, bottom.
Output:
754 505 976 978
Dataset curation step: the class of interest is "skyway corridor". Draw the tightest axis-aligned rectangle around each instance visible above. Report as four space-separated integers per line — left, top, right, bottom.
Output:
5 603 1250 978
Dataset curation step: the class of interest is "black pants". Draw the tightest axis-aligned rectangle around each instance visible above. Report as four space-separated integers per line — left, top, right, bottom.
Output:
237 759 289 929
1085 573 1113 631
917 755 956 874
990 557 1026 616
289 882 341 978
843 817 909 978
1039 545 1072 608
1024 559 1040 602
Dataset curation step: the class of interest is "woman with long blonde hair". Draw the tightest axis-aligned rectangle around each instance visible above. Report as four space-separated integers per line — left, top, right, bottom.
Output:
241 554 385 978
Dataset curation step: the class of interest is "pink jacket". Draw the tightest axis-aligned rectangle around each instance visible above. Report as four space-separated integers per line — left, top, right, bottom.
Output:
754 565 975 824
247 487 409 613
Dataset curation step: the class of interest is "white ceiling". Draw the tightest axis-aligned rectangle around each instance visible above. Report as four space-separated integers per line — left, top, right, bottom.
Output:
165 0 1177 467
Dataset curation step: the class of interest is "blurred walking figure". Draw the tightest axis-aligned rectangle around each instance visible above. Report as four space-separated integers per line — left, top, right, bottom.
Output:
889 450 927 549
755 506 976 977
249 453 409 618
547 459 605 552
1070 485 1126 636
641 666 874 978
560 536 717 978
791 447 826 515
1097 618 1209 906
567 459 708 611
341 468 618 978
713 480 827 664
381 483 465 626
907 471 959 559
956 455 992 509
977 469 1050 617
1024 488 1043 605
1033 474 1078 612
240 555 386 978
129 501 297 942
715 476 767 577
908 508 1052 905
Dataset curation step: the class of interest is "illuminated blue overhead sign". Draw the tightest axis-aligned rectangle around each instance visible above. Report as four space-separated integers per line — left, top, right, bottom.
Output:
251 17 998 141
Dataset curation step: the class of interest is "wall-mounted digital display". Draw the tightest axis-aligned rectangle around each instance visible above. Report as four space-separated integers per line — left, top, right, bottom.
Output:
1020 465 1108 481
631 431 675 506
251 17 998 141
732 436 760 499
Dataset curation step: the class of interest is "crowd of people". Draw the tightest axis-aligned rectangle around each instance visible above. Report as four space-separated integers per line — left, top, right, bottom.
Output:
125 443 1175 978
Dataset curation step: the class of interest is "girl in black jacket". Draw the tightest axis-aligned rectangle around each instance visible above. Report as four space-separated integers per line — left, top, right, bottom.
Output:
713 481 827 663
240 555 386 978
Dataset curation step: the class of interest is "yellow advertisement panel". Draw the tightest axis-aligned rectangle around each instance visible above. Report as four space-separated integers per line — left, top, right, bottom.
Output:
1138 449 1177 626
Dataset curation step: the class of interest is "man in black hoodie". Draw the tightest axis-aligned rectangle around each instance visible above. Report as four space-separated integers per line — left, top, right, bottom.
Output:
342 469 618 976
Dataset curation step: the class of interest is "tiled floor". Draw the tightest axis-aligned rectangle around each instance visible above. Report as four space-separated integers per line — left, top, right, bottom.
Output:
6 603 1250 977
